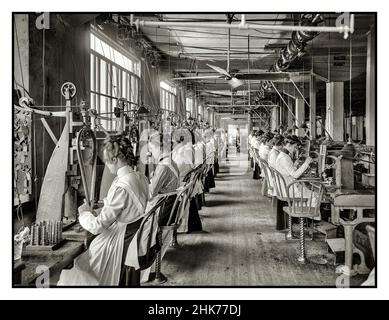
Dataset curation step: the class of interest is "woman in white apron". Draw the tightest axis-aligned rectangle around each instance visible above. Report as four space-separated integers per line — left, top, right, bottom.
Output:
147 132 180 226
140 132 180 282
252 131 263 179
58 134 148 286
275 135 320 220
268 135 285 169
267 134 284 197
172 128 194 183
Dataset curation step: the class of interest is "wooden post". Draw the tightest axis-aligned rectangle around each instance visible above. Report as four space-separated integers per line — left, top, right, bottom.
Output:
287 96 294 130
365 27 376 146
309 74 317 139
247 112 252 133
295 99 304 136
356 116 364 141
326 82 344 141
271 106 278 132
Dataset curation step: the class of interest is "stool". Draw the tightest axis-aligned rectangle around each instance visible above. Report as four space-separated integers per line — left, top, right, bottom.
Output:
271 168 294 238
283 180 325 263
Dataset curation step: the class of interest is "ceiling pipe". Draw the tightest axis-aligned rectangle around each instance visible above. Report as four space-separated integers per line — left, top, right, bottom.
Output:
272 14 324 72
208 104 278 108
130 14 354 39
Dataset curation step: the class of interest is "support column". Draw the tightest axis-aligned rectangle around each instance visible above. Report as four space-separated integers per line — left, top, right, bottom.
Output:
295 99 304 136
14 14 29 96
366 27 376 146
309 74 317 139
326 82 344 141
271 106 279 132
356 116 364 141
247 112 252 133
279 103 287 133
287 96 294 130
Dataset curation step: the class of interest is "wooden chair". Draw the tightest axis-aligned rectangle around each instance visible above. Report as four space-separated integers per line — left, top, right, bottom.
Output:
252 149 261 180
150 181 195 284
270 167 294 237
366 224 375 262
164 181 195 248
124 194 170 286
362 224 375 286
283 180 325 263
257 157 274 199
186 164 206 210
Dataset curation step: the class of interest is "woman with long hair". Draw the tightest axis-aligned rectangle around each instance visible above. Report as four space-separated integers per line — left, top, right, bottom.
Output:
58 134 149 286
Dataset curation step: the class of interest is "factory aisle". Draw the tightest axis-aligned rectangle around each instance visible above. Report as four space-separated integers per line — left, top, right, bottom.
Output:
159 146 340 286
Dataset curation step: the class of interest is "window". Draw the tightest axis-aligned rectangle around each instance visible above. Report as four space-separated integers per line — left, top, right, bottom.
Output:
160 81 176 118
90 32 141 130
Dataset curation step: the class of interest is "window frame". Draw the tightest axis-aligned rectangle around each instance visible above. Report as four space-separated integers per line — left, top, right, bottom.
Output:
160 81 176 119
90 30 141 131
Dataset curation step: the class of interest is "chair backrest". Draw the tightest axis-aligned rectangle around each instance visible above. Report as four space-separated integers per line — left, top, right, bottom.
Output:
133 194 169 270
166 181 195 226
183 164 202 184
252 149 260 165
182 164 203 201
200 162 211 184
286 180 325 217
270 167 289 201
366 224 375 261
257 157 274 192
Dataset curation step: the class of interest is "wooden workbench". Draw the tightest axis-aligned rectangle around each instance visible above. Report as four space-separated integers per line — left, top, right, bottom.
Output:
14 240 84 287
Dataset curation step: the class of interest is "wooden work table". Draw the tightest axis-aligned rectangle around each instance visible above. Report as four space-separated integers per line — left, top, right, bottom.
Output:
14 240 85 287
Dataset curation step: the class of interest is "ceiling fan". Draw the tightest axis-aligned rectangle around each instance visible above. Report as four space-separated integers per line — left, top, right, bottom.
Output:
170 29 291 89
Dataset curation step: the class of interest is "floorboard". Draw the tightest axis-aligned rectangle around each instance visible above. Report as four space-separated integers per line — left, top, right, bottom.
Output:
158 147 344 287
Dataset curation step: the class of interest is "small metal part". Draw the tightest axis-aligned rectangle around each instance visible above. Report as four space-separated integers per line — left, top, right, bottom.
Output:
50 221 54 245
41 223 47 246
61 82 77 100
34 224 40 246
55 222 58 244
58 221 63 242
30 225 35 246
47 221 51 245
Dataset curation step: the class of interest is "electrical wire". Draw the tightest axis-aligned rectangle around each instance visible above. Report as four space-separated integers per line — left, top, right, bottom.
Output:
13 174 25 225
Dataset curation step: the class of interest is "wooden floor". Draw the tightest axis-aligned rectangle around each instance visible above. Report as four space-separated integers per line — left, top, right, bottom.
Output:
159 147 341 287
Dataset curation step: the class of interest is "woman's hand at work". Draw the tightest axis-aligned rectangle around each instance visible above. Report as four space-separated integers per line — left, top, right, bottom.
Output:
78 199 92 214
305 156 313 165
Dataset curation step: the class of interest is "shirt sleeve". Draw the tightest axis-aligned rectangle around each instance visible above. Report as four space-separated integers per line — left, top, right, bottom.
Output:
280 156 309 180
79 187 128 235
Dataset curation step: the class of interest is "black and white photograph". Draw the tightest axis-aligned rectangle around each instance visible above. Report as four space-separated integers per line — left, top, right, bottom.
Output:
10 8 379 293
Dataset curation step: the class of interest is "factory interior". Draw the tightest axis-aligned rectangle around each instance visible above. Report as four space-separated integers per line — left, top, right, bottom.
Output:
13 13 376 287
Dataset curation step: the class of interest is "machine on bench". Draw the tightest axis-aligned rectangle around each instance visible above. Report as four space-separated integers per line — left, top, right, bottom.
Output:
309 140 376 277
16 81 145 251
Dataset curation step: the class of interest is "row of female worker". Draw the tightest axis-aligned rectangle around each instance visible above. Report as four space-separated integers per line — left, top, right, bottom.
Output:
248 130 319 218
58 121 224 286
